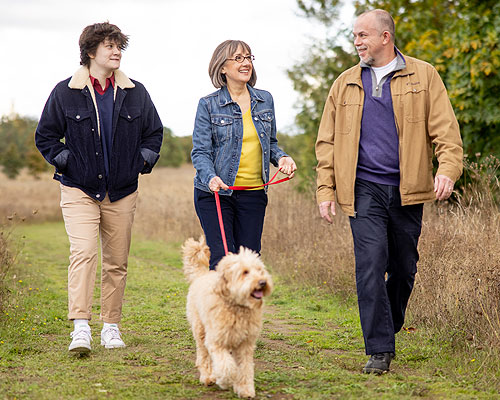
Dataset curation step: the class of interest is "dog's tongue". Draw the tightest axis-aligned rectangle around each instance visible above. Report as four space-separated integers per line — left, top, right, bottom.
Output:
252 290 263 299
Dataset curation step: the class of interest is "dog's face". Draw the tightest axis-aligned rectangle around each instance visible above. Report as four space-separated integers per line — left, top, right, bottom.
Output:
216 247 273 308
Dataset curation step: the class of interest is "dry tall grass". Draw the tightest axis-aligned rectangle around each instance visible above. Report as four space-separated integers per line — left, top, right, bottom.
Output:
1 161 499 348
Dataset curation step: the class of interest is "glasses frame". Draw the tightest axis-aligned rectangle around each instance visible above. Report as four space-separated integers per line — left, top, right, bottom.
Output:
226 55 255 63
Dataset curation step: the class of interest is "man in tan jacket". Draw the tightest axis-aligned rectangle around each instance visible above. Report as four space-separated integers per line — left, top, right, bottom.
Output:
316 9 462 374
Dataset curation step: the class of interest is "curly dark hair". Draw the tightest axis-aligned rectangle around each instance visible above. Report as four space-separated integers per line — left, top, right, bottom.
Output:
79 22 129 67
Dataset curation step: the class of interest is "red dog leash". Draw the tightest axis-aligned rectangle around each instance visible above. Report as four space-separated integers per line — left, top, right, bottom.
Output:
214 168 290 255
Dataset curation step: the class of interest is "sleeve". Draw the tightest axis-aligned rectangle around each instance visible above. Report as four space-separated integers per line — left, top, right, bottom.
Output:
426 67 463 181
139 88 163 174
268 93 288 166
34 86 70 173
315 83 337 204
191 98 217 186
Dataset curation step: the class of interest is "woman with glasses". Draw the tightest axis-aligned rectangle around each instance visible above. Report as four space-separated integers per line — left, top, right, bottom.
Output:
191 40 297 270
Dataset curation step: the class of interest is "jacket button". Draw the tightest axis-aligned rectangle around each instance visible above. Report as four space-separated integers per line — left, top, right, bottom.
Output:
96 194 101 198
96 152 99 156
127 115 131 119
260 133 264 137
221 119 225 123
92 128 94 132
76 115 80 119
254 117 258 121
98 174 103 179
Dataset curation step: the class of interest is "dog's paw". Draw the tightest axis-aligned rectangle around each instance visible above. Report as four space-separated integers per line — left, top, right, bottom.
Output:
234 383 255 398
215 377 231 390
199 374 215 386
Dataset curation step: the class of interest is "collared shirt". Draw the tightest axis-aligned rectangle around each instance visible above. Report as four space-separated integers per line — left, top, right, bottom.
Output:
90 74 115 95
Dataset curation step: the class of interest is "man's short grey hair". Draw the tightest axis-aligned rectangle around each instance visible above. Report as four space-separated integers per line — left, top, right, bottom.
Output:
359 9 396 42
208 40 257 89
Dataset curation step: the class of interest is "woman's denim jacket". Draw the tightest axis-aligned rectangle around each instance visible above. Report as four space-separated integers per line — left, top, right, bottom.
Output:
191 84 288 195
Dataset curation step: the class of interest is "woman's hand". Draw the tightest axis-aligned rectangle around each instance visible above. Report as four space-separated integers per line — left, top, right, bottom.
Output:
209 176 229 192
278 156 297 179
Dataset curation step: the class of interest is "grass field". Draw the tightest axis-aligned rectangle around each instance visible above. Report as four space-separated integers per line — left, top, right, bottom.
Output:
1 221 499 399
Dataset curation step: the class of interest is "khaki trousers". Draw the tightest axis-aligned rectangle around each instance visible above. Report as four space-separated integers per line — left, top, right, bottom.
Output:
60 184 138 323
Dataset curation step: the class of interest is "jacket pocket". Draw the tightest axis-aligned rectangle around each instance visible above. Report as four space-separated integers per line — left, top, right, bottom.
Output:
119 107 141 122
403 87 427 123
335 101 358 135
65 109 93 142
66 109 92 123
254 111 274 135
211 115 233 143
119 106 142 135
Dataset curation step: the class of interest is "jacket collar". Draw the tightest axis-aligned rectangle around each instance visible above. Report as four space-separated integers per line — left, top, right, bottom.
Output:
68 66 135 90
346 47 414 86
218 84 264 106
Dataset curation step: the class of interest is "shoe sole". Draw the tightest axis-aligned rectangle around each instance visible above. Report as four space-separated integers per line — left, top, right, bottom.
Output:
362 367 388 375
69 345 91 354
101 341 126 349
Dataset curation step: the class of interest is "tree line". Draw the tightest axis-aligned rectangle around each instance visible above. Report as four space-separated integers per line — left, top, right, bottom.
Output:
0 115 194 179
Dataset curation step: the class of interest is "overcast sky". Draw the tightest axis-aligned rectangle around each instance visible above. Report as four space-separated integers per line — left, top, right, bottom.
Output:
0 0 354 136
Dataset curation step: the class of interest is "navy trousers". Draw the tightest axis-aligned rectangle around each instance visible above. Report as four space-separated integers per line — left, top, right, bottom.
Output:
194 188 268 270
349 179 423 355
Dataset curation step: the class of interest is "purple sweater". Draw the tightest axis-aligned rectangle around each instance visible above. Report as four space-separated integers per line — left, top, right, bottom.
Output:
357 56 405 186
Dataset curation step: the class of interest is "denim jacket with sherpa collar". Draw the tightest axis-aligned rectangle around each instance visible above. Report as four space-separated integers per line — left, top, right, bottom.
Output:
191 84 288 195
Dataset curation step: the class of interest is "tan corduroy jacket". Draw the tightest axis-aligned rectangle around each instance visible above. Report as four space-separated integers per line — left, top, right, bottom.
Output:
315 53 463 216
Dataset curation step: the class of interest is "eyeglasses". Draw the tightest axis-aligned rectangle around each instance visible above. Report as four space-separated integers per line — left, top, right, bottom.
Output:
226 55 255 63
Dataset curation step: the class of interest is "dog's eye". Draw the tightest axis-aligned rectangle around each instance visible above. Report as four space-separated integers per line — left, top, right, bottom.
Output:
243 270 249 275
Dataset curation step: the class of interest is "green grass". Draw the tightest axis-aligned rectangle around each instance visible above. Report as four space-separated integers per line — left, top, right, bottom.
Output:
1 222 499 399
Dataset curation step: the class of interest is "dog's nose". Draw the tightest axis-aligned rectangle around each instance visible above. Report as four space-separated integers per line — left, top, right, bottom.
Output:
258 280 267 288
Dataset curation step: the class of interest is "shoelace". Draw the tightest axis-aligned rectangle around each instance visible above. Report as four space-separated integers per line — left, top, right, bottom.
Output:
71 328 92 341
103 327 122 341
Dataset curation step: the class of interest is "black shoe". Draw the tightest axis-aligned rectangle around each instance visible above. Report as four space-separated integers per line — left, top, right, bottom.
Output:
362 352 395 375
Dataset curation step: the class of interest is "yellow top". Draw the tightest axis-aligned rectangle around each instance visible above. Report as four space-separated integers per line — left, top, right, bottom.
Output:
234 108 263 189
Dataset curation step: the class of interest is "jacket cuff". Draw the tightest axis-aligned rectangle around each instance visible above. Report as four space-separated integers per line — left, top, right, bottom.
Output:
316 187 336 205
53 149 70 173
271 150 288 167
140 148 160 174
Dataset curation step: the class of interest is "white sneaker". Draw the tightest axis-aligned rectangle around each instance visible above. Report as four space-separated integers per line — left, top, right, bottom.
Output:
69 325 92 353
101 325 126 349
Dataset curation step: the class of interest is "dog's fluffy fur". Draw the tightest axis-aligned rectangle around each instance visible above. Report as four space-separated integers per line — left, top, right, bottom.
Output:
182 237 273 398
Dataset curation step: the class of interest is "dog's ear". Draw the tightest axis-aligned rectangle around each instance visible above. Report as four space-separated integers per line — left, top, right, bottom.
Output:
213 256 229 297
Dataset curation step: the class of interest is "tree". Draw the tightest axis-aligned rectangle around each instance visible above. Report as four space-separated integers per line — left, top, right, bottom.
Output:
0 115 42 178
289 0 500 188
1 142 24 179
157 127 187 168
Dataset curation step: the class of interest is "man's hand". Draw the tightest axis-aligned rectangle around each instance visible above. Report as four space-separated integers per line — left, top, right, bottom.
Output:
434 174 454 201
319 201 336 224
209 176 229 192
278 156 297 179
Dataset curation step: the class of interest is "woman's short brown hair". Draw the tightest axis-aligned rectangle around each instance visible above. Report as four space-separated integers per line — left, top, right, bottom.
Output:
79 22 129 67
208 40 257 88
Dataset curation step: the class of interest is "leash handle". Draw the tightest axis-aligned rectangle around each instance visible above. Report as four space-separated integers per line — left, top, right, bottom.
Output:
214 168 289 256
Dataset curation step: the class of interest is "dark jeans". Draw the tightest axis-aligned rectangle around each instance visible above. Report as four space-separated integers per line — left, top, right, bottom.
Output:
194 188 268 270
349 179 423 355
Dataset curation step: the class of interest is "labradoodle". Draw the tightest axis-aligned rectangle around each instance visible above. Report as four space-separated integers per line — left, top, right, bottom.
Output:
182 237 273 399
